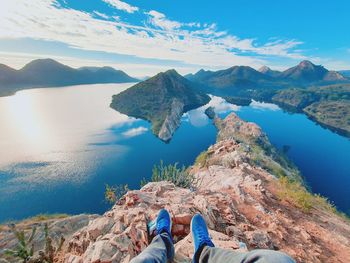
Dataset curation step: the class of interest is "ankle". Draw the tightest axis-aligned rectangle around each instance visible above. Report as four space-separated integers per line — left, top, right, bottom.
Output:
193 244 207 263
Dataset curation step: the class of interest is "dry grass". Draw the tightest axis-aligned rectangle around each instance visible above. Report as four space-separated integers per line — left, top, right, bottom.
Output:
0 214 69 231
194 151 208 167
277 176 336 213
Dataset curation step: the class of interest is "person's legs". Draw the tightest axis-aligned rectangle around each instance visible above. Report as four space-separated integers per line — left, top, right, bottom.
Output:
190 214 215 263
130 209 174 263
198 247 295 263
130 232 174 263
190 213 295 263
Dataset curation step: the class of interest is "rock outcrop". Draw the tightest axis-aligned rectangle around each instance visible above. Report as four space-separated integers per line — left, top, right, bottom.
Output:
158 99 184 142
2 113 350 262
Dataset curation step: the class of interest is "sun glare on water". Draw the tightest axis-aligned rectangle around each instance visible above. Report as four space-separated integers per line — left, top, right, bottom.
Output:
0 91 55 165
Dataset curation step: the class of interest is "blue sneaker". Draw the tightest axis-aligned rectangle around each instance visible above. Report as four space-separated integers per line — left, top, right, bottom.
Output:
191 214 214 261
156 209 172 236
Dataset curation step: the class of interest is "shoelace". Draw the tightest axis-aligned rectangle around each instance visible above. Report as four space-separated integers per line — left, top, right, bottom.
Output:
157 219 168 233
196 228 212 246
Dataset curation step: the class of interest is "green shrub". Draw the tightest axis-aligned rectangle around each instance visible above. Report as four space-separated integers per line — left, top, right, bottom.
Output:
105 184 129 204
141 160 194 188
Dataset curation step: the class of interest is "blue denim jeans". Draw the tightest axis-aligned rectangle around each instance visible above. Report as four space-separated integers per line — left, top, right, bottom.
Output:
130 233 295 263
130 232 174 263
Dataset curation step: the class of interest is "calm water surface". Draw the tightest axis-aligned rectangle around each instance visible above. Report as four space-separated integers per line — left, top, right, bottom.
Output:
0 84 349 222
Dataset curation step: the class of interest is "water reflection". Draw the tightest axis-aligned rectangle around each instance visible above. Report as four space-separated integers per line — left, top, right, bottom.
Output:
184 95 241 127
250 100 280 111
122 126 149 138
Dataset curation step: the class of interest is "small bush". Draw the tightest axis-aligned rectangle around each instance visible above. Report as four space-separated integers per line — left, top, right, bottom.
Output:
195 151 208 167
141 160 194 189
105 184 129 204
140 178 149 188
4 223 64 263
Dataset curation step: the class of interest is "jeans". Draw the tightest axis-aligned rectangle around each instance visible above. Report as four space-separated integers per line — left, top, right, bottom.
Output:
130 233 174 263
130 233 295 263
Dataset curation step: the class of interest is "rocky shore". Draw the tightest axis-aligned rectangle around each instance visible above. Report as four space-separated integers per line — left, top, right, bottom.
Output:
1 113 349 263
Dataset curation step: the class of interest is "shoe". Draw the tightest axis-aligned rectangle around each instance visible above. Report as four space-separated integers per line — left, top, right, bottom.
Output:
191 214 214 259
156 209 172 236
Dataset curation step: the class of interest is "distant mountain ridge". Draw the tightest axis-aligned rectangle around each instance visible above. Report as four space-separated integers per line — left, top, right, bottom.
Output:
187 65 271 90
0 59 138 96
279 60 346 82
187 60 348 94
110 69 210 141
258 66 281 77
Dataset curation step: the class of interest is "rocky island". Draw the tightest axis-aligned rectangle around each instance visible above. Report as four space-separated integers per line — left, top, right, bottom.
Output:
1 113 349 262
110 69 210 142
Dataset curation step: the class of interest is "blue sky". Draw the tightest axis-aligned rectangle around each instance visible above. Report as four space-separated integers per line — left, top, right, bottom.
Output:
0 0 349 77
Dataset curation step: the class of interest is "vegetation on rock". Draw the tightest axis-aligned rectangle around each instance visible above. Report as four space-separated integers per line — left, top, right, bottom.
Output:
104 184 129 204
194 151 209 168
277 176 337 213
141 160 194 189
3 223 65 263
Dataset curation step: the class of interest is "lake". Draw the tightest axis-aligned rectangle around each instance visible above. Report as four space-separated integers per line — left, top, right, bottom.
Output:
0 84 349 222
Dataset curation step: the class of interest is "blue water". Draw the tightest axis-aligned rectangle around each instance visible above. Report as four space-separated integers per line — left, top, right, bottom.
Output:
0 85 349 222
235 102 350 214
0 84 217 222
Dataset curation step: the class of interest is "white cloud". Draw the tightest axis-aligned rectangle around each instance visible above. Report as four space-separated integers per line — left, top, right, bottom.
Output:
122 126 148 137
0 0 309 72
147 10 182 31
93 11 110 19
101 0 138 13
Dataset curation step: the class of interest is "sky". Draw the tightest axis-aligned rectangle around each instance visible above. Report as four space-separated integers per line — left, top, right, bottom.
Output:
0 0 349 77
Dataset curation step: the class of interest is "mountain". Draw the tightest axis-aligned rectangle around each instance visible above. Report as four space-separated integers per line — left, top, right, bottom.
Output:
77 66 137 83
258 66 281 77
188 61 348 88
187 66 271 90
0 64 17 85
280 60 346 83
185 61 349 99
0 59 138 97
339 70 350 78
110 69 210 141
